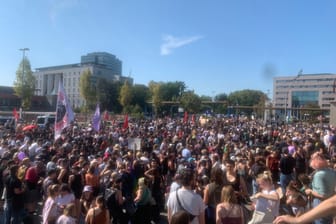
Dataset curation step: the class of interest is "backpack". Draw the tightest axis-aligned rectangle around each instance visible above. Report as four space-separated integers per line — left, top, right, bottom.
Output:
104 188 119 216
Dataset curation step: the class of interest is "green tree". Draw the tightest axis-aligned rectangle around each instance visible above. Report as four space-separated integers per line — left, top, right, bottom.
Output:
214 93 228 113
96 78 122 113
13 57 36 110
180 91 202 113
161 81 186 101
148 81 163 116
119 80 133 113
227 89 266 115
79 69 96 110
132 84 149 112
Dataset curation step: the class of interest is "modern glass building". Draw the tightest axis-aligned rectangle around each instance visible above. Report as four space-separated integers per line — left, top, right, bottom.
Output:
81 52 122 75
273 73 336 119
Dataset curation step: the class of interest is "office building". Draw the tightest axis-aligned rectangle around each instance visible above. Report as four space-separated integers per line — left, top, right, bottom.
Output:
33 52 132 109
273 73 336 118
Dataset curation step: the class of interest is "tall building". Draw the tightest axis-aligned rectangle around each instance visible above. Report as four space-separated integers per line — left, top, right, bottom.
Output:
33 52 132 109
273 73 336 118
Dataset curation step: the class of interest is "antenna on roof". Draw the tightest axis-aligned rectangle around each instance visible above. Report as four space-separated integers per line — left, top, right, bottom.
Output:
298 69 303 76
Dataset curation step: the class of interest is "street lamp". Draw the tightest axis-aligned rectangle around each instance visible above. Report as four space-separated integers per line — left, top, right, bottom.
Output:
18 48 29 119
284 73 301 123
19 48 29 76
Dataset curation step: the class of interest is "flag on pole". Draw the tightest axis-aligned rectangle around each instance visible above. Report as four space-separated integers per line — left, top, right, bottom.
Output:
123 114 129 130
55 80 75 140
191 114 195 124
183 111 188 123
13 108 19 121
103 110 109 121
92 104 101 132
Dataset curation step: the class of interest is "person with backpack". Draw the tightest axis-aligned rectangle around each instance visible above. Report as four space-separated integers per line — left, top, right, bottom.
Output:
167 167 206 224
104 173 125 224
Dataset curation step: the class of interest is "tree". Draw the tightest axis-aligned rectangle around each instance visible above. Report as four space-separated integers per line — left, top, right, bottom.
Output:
148 81 163 116
180 91 202 113
79 69 96 111
119 80 133 113
214 93 228 113
227 89 266 115
132 84 149 112
13 57 36 110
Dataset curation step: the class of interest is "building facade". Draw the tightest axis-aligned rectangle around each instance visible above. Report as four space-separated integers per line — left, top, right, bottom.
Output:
33 52 132 109
273 73 336 119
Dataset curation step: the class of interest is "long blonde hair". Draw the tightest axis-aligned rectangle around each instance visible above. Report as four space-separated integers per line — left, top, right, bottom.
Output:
221 185 238 204
257 170 273 185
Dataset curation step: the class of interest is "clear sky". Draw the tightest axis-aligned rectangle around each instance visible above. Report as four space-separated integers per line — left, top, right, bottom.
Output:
1 0 336 98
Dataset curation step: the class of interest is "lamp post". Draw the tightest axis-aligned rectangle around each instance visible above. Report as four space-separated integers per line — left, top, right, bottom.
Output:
284 73 301 123
19 48 29 76
18 48 29 118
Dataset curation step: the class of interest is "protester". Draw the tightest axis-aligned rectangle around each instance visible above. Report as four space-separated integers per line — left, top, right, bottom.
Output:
167 167 206 224
85 195 110 224
249 171 279 224
56 203 77 224
216 185 244 224
273 194 336 224
304 151 336 224
42 184 61 224
2 112 336 224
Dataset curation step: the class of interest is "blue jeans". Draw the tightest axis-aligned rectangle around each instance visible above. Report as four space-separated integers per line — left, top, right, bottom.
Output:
280 173 293 195
313 198 332 224
4 199 25 224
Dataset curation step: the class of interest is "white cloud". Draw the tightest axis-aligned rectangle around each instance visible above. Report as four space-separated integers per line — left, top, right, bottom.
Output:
160 35 203 56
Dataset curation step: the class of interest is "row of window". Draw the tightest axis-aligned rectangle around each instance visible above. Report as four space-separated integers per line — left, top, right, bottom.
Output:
275 78 336 83
276 84 333 89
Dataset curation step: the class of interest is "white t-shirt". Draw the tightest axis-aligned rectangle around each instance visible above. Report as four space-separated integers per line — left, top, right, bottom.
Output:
56 215 76 224
167 188 206 224
255 188 280 218
56 193 75 207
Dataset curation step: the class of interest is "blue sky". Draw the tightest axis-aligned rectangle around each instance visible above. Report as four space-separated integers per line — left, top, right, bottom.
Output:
1 0 336 98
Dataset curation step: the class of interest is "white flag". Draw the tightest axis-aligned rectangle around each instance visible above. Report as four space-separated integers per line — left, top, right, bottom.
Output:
55 80 75 140
92 104 100 132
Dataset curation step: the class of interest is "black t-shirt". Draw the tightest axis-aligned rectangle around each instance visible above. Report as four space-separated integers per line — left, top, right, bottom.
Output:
279 155 295 175
5 175 24 210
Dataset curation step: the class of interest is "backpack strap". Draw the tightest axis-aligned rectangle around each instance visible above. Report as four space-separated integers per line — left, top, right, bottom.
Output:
175 189 195 220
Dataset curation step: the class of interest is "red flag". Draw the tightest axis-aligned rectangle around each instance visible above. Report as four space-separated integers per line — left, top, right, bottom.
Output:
103 111 109 121
123 114 129 129
13 108 19 121
183 111 188 123
191 114 195 124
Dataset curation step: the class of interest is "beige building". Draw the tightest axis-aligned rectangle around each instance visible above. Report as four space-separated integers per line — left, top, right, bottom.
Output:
33 52 132 109
273 73 336 119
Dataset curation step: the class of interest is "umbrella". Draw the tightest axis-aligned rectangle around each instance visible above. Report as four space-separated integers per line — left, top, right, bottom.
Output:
22 124 38 131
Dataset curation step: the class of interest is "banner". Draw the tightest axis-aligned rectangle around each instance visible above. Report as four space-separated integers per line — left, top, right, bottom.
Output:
92 104 100 132
123 114 129 129
128 138 141 151
13 108 19 121
55 80 75 140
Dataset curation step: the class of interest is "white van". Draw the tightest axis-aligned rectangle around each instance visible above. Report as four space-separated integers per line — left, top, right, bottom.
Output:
36 115 56 128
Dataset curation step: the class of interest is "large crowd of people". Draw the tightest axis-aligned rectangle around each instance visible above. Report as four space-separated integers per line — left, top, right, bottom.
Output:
1 114 336 224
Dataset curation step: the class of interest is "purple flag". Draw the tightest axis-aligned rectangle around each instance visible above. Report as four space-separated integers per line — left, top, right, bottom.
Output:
55 81 75 140
92 104 100 132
